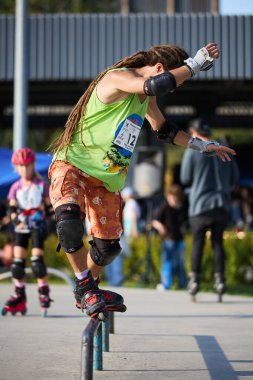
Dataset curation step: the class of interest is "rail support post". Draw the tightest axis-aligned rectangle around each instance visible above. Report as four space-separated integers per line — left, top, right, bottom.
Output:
93 322 103 370
80 312 114 379
102 318 109 352
80 318 101 380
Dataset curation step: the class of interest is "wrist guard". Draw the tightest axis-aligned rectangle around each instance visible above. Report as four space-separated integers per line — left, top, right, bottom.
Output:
184 47 214 76
188 137 220 155
156 120 180 145
144 72 177 96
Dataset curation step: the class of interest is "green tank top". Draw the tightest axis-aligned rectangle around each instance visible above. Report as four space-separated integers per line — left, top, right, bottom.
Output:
55 69 149 192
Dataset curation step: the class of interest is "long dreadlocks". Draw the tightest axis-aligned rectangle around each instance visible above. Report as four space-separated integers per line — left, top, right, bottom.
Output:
51 44 188 154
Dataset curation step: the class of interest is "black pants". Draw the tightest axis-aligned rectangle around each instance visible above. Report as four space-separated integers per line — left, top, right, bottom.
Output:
14 225 46 249
190 208 229 276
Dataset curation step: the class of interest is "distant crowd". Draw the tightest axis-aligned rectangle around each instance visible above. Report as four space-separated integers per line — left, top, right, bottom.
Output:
1 183 252 271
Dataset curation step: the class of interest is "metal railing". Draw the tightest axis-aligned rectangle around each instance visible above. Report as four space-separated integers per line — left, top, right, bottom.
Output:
81 311 114 380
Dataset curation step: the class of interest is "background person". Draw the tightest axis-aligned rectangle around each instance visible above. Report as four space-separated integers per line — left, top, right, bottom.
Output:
180 119 239 300
48 42 235 318
152 184 187 290
2 148 53 316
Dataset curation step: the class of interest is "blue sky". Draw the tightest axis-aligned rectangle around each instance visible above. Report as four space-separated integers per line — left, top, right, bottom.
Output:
220 0 253 14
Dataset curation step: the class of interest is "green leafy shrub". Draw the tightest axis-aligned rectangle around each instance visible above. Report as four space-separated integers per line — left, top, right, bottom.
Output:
1 231 252 291
123 231 253 290
184 231 253 288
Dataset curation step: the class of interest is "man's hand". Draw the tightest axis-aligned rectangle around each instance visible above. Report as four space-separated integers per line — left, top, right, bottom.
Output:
188 137 236 162
206 143 236 162
184 42 220 76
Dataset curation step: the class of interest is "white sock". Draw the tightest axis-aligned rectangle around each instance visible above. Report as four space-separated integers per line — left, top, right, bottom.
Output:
38 281 48 288
75 269 90 280
15 281 25 288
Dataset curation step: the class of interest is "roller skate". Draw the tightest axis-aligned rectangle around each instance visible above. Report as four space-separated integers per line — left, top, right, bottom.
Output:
38 285 53 317
214 273 226 303
187 272 200 302
74 271 126 320
95 277 127 313
1 286 27 316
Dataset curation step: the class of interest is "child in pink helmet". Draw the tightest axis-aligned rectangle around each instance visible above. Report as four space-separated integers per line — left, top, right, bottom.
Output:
2 147 53 317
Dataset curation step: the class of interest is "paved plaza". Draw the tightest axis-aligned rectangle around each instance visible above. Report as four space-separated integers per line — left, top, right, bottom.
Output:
0 283 253 380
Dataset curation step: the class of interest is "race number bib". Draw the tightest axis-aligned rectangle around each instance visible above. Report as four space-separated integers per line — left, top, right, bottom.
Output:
114 119 141 153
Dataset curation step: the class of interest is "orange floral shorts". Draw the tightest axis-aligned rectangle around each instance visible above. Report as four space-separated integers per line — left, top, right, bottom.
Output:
48 161 123 239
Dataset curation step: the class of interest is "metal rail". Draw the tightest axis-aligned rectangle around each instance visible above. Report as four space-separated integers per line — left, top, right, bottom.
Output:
81 313 113 380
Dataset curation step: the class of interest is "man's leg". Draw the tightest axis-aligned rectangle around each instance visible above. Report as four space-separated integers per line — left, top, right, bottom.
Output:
177 240 187 288
188 215 207 295
210 209 228 294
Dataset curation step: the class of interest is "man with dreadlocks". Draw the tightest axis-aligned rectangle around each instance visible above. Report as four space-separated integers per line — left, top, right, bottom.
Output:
48 42 236 319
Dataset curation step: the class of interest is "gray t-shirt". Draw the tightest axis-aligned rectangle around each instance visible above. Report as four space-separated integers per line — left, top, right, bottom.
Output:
180 149 239 217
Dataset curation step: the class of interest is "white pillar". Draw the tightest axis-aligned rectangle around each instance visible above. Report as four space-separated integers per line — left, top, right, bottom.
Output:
13 0 28 150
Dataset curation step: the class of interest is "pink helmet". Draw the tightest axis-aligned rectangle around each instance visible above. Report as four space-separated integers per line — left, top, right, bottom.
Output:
11 147 36 165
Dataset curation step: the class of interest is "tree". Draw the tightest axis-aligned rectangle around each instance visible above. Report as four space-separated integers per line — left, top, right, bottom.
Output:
0 0 121 14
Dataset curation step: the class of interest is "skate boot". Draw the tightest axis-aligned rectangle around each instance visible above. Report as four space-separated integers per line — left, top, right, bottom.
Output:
214 273 226 303
1 286 27 316
74 271 107 319
187 272 200 302
95 277 127 313
74 272 126 319
38 285 53 317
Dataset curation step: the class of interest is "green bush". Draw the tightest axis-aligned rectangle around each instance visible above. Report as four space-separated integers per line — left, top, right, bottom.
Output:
184 231 253 288
43 234 71 272
123 233 162 285
123 231 253 290
1 231 253 291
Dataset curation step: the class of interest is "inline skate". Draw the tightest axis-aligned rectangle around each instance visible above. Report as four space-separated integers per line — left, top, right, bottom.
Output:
187 272 200 302
214 273 226 303
38 284 53 317
74 271 126 320
1 286 27 316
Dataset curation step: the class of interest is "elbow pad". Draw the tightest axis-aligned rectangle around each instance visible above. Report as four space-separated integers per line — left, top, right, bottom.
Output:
144 72 177 96
156 120 180 145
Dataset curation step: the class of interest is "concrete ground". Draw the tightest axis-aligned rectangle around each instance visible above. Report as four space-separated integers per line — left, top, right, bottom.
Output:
0 283 253 380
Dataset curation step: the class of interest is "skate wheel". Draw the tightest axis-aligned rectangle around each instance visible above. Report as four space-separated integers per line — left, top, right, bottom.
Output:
11 312 16 316
97 310 108 321
21 308 27 316
1 307 7 316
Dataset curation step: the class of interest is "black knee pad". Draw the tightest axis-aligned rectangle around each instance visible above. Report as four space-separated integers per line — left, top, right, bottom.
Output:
11 258 26 280
31 256 47 278
55 204 84 253
89 237 121 267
